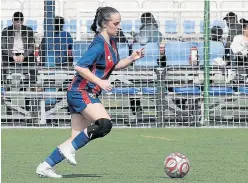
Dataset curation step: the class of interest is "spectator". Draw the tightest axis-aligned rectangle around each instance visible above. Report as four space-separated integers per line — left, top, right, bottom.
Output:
210 26 223 42
40 16 73 66
1 11 36 113
134 12 162 45
1 11 35 68
223 12 243 60
230 20 248 66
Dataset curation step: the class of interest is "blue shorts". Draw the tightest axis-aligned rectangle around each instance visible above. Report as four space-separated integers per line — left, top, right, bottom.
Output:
67 90 101 114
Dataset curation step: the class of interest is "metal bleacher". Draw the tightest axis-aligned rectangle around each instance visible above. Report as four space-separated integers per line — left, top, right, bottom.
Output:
1 1 248 127
2 38 247 126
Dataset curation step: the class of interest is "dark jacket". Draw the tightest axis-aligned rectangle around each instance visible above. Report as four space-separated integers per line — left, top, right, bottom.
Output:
1 25 35 59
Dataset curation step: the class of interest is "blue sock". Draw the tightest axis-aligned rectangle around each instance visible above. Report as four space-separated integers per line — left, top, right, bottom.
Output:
45 147 65 167
71 131 89 150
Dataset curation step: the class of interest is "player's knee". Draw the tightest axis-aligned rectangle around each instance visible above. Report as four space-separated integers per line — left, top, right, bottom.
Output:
87 118 112 140
97 118 112 135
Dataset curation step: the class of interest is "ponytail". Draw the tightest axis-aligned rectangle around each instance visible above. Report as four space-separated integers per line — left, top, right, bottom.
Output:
91 7 102 34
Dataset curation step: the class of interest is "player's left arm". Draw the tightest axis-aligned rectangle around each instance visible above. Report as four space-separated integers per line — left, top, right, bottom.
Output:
114 48 145 70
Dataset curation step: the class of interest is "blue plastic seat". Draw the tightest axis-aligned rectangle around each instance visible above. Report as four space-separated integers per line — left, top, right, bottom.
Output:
212 20 225 29
73 41 91 64
132 42 160 66
63 20 70 32
7 20 12 26
173 87 201 95
117 43 129 59
1 87 5 94
121 20 133 33
165 20 177 34
208 87 233 95
86 20 93 33
238 87 248 94
45 88 57 105
200 21 204 34
141 87 157 94
25 20 38 32
197 41 225 65
111 87 139 94
165 41 191 66
69 19 77 32
69 19 82 32
183 20 195 34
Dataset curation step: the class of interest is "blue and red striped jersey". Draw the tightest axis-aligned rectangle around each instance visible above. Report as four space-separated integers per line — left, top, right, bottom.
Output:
68 34 120 94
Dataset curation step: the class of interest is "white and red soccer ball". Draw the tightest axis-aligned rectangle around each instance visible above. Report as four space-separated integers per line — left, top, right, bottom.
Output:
164 152 190 178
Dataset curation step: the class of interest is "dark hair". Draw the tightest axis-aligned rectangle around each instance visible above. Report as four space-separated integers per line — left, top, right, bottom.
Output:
91 7 119 34
210 26 223 41
240 18 248 30
140 12 158 29
13 11 24 21
223 12 237 21
54 16 65 32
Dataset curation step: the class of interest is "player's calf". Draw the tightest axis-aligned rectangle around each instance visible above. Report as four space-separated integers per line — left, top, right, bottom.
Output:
61 118 112 166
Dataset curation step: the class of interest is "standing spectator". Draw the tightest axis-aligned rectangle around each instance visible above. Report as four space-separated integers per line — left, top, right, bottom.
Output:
40 16 73 67
134 12 162 45
223 12 243 60
1 11 36 113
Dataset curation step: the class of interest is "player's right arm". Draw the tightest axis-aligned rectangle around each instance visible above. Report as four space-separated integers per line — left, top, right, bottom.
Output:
74 42 113 91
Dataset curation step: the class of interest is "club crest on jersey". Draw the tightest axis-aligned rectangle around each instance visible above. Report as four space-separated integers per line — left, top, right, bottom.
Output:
89 93 96 98
107 55 111 62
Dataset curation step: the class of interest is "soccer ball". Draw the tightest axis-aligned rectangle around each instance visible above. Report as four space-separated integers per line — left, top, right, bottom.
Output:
164 152 190 178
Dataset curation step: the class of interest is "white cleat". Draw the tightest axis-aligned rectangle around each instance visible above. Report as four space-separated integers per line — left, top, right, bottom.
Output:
59 143 77 166
36 162 62 178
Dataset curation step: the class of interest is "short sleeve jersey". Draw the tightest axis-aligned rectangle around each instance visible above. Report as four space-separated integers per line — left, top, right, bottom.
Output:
68 34 120 94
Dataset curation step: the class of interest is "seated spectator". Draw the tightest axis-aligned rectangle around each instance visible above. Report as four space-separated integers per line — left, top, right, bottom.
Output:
40 16 73 66
1 11 36 113
223 12 243 60
210 26 223 42
134 12 162 45
1 11 35 69
230 20 248 66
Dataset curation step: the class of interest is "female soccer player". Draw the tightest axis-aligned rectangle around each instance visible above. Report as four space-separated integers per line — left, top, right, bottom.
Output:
36 6 145 178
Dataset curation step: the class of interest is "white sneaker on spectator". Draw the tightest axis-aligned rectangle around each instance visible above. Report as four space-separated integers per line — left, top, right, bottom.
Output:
36 162 62 178
59 143 77 166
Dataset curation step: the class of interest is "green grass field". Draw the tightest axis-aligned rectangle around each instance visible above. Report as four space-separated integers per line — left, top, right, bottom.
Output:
2 128 248 183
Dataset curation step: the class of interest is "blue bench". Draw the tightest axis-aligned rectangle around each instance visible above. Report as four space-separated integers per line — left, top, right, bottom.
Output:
239 87 248 94
173 87 201 95
103 87 157 95
208 87 234 96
